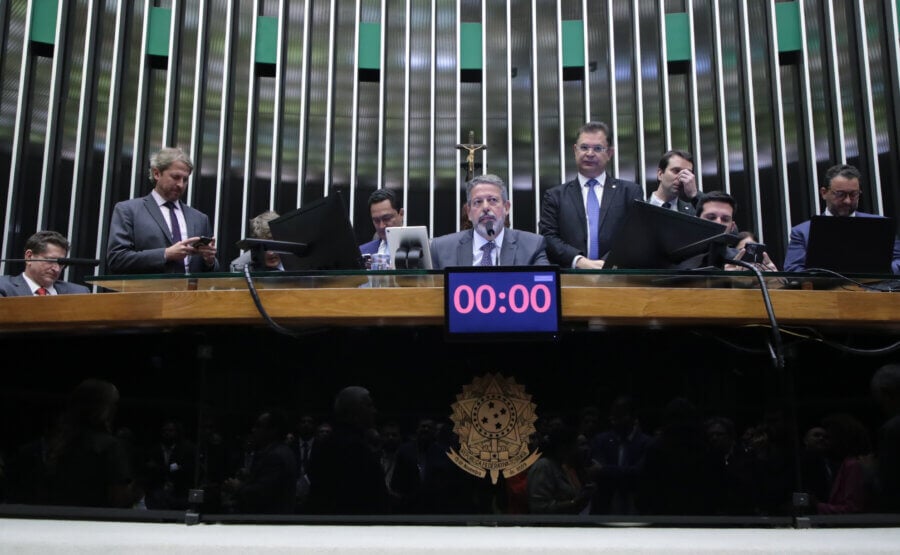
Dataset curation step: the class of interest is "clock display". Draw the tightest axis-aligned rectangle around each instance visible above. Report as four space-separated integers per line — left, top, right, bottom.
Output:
444 266 561 341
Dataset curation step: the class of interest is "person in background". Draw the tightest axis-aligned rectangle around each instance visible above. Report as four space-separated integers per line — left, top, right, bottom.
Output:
42 378 140 508
870 363 900 512
430 174 549 269
0 230 91 296
647 150 699 214
784 163 900 273
106 146 219 274
696 191 778 272
539 121 644 269
359 188 405 261
230 210 284 271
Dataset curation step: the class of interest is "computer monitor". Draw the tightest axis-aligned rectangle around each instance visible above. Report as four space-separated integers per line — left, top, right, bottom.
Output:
268 192 365 271
385 226 433 269
604 199 735 269
806 215 897 274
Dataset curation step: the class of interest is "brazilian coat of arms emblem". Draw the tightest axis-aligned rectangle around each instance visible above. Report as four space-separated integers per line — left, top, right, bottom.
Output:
447 373 541 484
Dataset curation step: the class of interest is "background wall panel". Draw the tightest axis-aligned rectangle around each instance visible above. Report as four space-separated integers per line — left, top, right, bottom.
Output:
0 0 898 282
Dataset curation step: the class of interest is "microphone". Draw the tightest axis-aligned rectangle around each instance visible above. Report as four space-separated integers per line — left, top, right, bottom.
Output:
0 258 100 266
485 224 495 238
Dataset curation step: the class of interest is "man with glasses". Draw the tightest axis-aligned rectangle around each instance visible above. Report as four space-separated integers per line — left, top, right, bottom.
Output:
360 188 405 261
0 230 91 296
784 164 900 273
540 121 643 269
430 174 549 269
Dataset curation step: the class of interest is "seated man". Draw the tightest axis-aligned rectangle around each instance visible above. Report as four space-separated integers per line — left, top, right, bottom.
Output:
697 191 778 271
0 230 91 296
430 174 549 269
360 188 404 263
230 210 285 271
784 164 900 273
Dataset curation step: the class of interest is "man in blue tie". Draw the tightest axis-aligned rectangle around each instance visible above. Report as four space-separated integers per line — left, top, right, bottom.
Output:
539 121 644 269
430 174 550 269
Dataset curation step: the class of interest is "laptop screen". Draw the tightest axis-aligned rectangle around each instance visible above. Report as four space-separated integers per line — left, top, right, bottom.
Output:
805 215 896 274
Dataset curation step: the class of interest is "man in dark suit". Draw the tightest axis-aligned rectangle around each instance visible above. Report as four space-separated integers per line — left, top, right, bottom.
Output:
0 230 91 296
540 121 644 269
648 150 699 215
784 163 900 273
106 146 219 274
359 188 404 259
430 174 549 269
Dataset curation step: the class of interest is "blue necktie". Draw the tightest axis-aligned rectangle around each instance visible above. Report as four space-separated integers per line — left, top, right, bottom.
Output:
480 241 495 266
586 179 600 259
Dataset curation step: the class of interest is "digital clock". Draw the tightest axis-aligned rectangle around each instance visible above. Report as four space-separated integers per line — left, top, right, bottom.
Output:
443 265 561 341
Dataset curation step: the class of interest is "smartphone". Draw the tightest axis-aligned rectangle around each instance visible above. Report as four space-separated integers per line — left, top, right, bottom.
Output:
740 242 766 263
192 236 213 248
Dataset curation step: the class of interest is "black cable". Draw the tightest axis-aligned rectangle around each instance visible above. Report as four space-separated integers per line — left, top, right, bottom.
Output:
805 267 900 291
725 259 785 369
241 264 304 337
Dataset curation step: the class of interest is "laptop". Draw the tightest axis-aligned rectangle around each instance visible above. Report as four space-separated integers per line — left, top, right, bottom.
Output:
805 215 897 274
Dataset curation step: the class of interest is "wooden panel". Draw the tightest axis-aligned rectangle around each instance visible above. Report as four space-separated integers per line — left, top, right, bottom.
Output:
1 285 897 333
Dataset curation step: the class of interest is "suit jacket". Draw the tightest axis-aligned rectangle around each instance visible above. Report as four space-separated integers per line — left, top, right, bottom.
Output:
540 177 644 267
429 228 550 269
106 194 219 274
0 274 90 297
784 212 900 274
359 238 380 256
648 194 695 216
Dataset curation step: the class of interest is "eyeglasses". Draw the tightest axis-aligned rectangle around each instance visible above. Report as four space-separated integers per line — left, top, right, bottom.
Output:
578 144 610 154
828 189 861 201
469 196 503 208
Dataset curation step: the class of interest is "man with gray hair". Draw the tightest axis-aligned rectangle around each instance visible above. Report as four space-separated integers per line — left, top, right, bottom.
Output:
430 174 550 269
106 146 219 274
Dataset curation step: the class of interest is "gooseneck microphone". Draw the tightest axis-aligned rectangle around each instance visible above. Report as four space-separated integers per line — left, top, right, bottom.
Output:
486 225 495 238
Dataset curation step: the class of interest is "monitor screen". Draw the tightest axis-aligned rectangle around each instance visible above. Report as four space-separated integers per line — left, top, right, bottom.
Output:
806 215 896 274
605 200 733 269
444 266 561 342
268 192 365 271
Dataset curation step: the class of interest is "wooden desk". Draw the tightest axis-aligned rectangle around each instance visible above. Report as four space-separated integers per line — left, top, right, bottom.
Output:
0 272 897 333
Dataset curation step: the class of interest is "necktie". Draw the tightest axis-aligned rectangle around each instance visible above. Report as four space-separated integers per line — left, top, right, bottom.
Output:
586 179 600 259
480 241 495 266
164 201 182 243
662 201 672 210
35 287 48 296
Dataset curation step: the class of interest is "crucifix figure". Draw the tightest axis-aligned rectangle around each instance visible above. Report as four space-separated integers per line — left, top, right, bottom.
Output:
456 130 487 182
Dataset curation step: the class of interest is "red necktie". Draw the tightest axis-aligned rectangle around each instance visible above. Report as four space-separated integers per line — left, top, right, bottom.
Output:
35 287 48 296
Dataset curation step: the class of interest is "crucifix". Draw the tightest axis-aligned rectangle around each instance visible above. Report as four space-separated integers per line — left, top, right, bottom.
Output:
456 130 487 182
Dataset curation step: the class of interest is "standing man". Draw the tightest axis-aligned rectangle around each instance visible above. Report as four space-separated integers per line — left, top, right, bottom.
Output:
540 121 644 269
430 174 549 269
106 146 219 274
359 188 404 258
648 150 699 214
784 164 900 273
0 230 91 296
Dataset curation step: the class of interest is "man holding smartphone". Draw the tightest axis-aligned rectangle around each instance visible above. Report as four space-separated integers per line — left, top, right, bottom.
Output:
107 147 219 274
696 191 778 271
